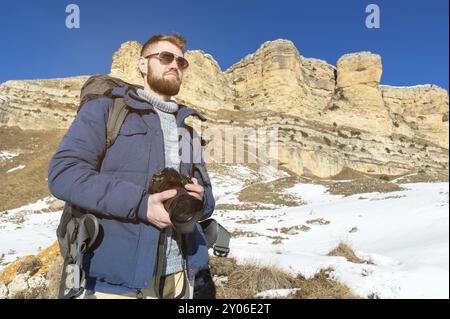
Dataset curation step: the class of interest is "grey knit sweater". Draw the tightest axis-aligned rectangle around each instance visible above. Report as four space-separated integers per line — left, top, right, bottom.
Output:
137 89 184 276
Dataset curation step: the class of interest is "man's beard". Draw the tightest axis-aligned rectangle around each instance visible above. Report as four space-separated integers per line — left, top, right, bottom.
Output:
146 66 181 96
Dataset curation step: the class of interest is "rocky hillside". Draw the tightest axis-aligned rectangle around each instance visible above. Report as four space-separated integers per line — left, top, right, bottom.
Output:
0 39 448 179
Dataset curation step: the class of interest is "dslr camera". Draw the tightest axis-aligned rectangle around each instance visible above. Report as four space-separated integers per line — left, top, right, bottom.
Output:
148 168 204 233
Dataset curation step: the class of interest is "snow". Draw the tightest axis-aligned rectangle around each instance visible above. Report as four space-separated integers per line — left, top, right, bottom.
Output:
209 164 286 203
6 165 25 173
256 288 301 298
0 197 61 270
0 151 18 161
215 181 449 299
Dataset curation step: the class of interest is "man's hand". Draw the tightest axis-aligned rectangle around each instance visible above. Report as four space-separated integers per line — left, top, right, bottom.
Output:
185 177 204 201
146 189 177 229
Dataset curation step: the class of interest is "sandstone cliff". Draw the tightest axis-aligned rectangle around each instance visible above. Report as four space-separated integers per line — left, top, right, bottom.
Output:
0 77 89 129
0 39 448 178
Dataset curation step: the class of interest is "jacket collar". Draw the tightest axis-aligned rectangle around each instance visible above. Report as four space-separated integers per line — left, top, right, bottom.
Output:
111 86 207 125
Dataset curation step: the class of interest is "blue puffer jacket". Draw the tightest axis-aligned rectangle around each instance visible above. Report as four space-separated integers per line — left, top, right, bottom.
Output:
48 86 215 290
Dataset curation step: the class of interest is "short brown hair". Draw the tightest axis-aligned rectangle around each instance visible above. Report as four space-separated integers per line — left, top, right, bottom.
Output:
140 33 187 57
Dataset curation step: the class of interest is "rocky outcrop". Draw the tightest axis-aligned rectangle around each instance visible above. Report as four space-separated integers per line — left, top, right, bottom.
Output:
0 39 447 178
0 77 88 129
382 84 449 149
336 52 382 88
0 242 62 299
110 41 236 113
324 52 394 136
225 40 314 118
110 41 143 86
178 50 236 112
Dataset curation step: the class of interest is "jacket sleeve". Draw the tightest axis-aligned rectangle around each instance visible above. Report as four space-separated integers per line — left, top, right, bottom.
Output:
48 98 147 221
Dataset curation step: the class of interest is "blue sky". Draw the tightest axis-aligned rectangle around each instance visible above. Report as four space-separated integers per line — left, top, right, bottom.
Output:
0 0 448 90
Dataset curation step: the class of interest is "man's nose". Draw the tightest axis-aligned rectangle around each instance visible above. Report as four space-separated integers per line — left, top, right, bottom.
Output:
168 58 179 70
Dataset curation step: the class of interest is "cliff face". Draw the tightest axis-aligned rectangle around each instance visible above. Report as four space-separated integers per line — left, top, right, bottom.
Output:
325 52 393 136
0 77 88 129
0 39 448 177
381 84 449 149
225 40 309 117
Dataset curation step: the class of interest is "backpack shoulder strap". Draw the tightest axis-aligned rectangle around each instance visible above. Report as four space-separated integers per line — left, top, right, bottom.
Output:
106 97 129 149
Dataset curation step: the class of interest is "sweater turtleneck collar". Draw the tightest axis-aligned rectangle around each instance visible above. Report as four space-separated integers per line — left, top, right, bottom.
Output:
136 88 179 114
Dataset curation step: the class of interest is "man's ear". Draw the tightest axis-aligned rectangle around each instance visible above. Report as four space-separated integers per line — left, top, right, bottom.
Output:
138 57 147 76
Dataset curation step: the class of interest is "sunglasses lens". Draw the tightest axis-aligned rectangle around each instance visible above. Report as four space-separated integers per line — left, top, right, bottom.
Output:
176 57 189 69
159 52 175 64
157 51 189 69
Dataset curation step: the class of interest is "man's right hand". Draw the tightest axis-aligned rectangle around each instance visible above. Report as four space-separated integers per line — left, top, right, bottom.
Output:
146 189 177 229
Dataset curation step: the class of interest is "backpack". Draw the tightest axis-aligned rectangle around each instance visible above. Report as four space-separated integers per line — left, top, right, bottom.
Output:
80 74 142 148
56 74 141 299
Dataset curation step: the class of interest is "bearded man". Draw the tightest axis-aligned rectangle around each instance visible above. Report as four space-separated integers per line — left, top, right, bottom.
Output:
48 33 215 299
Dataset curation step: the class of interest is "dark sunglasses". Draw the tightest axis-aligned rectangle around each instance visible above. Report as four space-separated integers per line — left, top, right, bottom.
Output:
144 51 189 70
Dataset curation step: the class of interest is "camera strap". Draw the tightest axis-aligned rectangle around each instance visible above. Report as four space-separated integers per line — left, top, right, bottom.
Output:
153 231 189 299
192 163 210 184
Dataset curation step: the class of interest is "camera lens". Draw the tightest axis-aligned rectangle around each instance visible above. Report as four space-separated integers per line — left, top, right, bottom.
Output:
170 196 197 223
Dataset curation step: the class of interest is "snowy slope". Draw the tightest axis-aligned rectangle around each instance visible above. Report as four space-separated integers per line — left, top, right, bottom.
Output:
0 166 448 299
215 181 449 299
0 198 61 270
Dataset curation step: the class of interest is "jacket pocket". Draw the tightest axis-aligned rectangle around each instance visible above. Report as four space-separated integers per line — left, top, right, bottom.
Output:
118 115 148 136
101 115 150 173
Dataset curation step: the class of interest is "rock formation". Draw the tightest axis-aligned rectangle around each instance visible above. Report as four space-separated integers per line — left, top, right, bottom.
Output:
0 242 62 299
0 39 448 178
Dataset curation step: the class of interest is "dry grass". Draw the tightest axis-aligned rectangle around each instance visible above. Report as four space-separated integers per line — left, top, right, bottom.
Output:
230 230 262 238
329 167 372 181
394 171 449 183
235 218 263 224
314 167 448 196
290 268 359 299
215 203 278 210
210 257 295 299
327 242 369 264
306 218 331 226
0 126 65 211
321 177 404 196
267 235 286 245
215 170 305 211
309 167 404 196
238 175 305 207
269 224 311 235
210 256 360 299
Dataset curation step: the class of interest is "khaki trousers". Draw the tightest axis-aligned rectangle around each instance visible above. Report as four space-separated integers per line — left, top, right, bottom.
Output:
82 271 194 299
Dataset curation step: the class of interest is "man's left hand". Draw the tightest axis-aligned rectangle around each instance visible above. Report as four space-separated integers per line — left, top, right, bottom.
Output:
185 177 204 201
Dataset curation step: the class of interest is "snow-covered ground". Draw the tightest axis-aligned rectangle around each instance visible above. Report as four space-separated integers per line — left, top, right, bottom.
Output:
256 288 301 298
215 181 449 299
0 167 448 299
209 164 288 202
0 198 61 270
